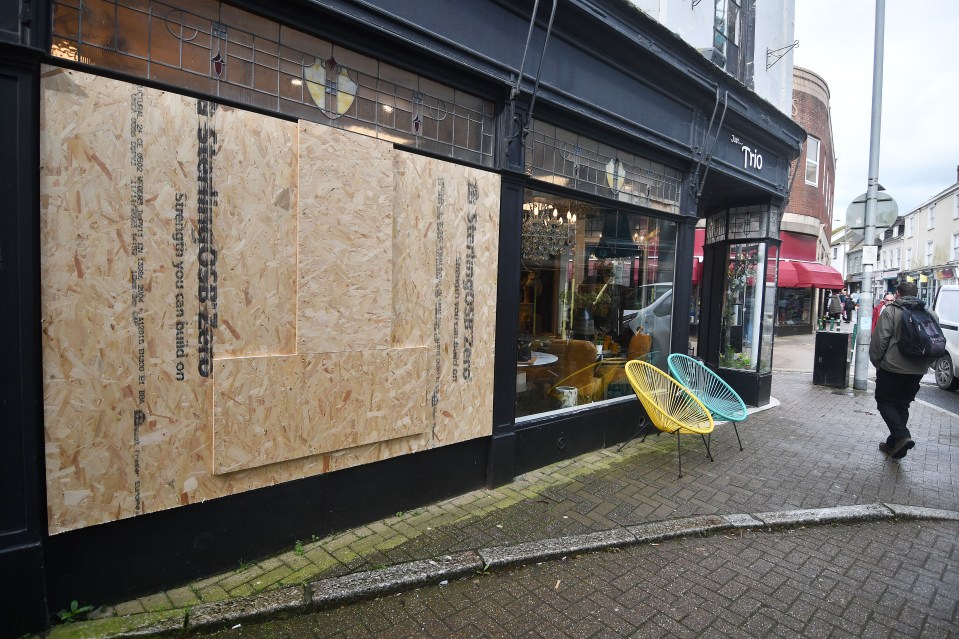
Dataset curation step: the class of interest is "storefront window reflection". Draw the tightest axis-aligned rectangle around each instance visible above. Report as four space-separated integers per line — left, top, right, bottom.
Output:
516 190 676 419
720 242 766 372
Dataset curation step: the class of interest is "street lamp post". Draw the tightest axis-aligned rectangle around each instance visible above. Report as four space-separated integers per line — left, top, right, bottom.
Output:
854 0 885 391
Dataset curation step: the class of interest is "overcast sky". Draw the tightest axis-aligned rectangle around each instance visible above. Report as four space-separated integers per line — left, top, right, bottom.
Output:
793 0 959 228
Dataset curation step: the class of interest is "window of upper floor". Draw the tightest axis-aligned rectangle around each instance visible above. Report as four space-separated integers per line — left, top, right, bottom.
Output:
954 193 959 219
953 233 959 261
804 137 820 186
928 206 935 230
925 240 934 266
906 247 913 268
895 247 901 268
712 0 753 85
906 216 914 237
832 246 838 260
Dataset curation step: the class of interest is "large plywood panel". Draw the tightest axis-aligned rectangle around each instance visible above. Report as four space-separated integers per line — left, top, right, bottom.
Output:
212 348 429 474
136 88 215 516
41 67 218 532
41 67 143 531
297 122 393 353
214 106 298 358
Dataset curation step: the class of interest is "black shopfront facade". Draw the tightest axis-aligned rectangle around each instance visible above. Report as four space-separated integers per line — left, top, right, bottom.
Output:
0 0 803 632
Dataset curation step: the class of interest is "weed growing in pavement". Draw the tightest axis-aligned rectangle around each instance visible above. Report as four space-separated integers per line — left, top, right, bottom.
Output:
294 540 305 556
236 559 253 572
57 600 94 623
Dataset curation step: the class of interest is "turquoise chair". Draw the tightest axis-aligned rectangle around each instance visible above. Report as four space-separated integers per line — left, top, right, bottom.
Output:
667 354 747 451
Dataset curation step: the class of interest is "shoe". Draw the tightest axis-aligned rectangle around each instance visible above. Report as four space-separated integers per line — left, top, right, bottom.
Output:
879 442 893 455
890 438 915 459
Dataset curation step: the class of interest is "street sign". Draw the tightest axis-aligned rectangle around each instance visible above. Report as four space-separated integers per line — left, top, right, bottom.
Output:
846 191 898 230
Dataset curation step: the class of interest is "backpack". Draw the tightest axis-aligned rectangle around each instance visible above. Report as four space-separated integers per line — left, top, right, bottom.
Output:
898 301 946 359
827 296 842 314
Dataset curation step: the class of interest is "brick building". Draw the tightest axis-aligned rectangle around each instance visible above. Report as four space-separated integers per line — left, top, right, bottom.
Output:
776 66 843 334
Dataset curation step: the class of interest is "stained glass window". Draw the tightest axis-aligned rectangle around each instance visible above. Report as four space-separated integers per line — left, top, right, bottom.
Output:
50 0 494 166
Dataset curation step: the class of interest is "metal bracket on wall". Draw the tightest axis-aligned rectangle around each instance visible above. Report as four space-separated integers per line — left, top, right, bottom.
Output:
691 0 704 7
766 40 799 69
507 0 558 152
691 88 729 200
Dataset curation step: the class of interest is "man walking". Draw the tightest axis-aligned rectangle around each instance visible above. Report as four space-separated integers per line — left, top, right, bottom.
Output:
826 290 843 323
869 281 936 459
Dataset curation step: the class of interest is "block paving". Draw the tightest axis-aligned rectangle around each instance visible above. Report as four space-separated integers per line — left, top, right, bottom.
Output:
49 359 959 638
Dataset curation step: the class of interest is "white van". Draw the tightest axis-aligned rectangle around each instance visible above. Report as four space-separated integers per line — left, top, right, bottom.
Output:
932 285 959 390
624 285 673 363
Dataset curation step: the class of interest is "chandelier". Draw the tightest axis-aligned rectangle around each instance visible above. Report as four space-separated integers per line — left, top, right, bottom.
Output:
522 201 576 261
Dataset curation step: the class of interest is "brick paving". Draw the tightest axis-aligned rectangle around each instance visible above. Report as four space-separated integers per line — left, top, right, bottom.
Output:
53 358 959 638
201 520 959 639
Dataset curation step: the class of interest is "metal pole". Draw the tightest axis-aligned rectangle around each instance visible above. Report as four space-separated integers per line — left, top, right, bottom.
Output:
854 0 885 390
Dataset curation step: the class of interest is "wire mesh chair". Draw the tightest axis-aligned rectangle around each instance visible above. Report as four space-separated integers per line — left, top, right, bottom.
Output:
622 360 714 477
667 354 747 451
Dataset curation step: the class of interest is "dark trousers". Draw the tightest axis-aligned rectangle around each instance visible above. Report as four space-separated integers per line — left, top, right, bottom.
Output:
874 366 922 444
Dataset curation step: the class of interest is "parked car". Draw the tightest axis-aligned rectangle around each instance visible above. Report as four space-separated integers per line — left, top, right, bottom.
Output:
624 285 673 365
932 285 959 390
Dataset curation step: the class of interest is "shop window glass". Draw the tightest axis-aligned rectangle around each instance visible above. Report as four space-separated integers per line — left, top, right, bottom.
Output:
49 0 494 166
516 190 676 420
776 286 811 327
720 243 769 373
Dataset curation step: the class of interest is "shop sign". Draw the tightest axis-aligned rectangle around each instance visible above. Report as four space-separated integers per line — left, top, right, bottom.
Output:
731 134 763 171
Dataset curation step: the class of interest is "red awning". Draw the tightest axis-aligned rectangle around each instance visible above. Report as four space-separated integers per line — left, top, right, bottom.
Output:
777 260 800 287
691 259 703 284
794 261 845 289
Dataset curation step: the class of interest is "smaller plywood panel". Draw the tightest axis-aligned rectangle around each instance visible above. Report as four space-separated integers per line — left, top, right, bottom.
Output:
391 152 501 446
213 105 298 358
391 152 435 349
431 165 500 446
297 122 393 353
212 347 428 474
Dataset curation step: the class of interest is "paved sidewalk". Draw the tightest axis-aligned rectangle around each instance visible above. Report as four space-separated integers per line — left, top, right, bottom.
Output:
48 349 959 638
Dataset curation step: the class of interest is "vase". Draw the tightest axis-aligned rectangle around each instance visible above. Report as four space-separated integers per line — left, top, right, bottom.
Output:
571 307 594 341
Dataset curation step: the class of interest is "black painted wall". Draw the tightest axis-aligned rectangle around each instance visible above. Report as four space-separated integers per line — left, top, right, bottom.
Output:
0 44 47 636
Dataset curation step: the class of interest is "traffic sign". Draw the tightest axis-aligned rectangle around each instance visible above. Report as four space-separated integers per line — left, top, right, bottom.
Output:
846 190 898 230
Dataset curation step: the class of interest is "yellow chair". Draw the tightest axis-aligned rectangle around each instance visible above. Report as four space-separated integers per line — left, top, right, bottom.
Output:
622 360 714 477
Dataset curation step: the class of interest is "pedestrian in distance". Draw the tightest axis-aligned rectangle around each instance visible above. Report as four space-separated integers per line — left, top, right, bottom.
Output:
869 281 939 460
871 292 896 332
826 290 843 323
842 290 856 323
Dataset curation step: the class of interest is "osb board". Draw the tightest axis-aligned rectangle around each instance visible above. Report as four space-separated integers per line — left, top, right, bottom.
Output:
40 67 215 532
297 121 393 353
392 152 501 446
213 106 298 359
211 348 429 473
40 66 500 535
